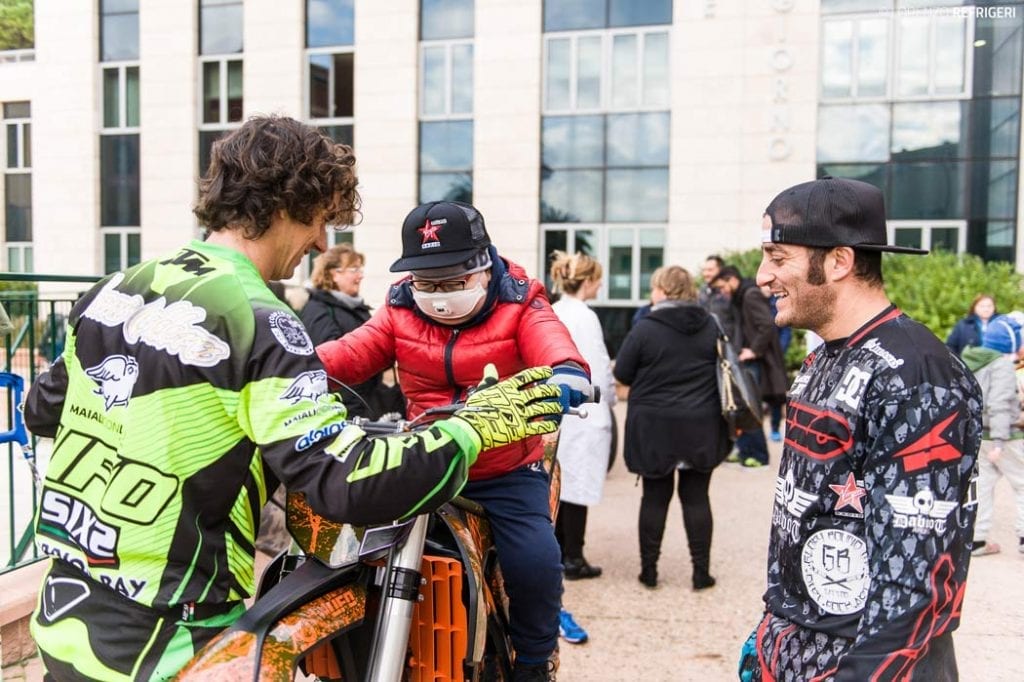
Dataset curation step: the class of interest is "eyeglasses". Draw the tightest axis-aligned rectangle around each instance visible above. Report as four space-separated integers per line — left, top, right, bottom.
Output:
410 278 471 294
331 266 364 275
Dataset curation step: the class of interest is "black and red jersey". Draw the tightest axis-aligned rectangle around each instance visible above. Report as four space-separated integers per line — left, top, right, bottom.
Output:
756 305 982 681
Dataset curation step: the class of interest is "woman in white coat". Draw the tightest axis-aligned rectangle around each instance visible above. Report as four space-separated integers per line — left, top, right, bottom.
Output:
550 251 616 580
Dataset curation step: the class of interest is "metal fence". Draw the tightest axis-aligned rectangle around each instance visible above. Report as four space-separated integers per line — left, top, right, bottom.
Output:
1 273 100 573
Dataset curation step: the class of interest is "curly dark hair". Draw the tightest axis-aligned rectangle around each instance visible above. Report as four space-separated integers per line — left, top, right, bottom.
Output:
194 115 360 239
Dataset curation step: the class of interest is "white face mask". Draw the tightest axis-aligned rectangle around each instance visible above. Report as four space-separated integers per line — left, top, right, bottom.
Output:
412 283 486 321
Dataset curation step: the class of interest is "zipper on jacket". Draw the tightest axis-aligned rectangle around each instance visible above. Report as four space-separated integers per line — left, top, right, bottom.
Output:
445 329 460 402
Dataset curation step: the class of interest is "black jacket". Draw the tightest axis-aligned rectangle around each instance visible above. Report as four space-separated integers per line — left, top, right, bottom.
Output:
733 278 789 402
300 288 387 419
614 301 731 475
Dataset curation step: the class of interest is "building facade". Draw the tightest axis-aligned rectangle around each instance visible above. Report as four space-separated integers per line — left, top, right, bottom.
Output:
0 0 1021 348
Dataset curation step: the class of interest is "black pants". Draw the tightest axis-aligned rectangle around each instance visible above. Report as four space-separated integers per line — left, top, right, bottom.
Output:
555 500 588 560
638 469 713 573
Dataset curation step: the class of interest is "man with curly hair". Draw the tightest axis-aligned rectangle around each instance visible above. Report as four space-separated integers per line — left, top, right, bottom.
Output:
23 115 563 681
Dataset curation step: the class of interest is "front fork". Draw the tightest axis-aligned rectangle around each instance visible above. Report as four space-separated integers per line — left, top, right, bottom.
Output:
366 514 429 682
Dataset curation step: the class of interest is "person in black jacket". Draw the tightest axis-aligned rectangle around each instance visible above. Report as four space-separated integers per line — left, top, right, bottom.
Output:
711 266 788 467
614 265 732 591
301 243 403 419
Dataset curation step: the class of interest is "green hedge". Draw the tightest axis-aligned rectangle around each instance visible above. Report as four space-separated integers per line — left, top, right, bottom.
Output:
719 248 1024 369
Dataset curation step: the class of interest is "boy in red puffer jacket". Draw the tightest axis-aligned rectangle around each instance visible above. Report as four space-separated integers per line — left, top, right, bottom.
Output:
318 201 592 681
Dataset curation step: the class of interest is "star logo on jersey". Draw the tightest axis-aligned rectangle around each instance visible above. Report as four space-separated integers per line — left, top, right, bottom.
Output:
829 472 867 516
419 219 442 245
893 411 962 472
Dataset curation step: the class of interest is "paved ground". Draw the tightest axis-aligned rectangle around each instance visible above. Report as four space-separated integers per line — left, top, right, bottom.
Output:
5 403 1023 681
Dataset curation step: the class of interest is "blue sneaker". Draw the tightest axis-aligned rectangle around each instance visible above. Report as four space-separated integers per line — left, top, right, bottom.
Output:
558 608 588 644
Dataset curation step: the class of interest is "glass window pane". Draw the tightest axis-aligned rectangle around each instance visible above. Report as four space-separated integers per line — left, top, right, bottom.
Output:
200 2 243 55
896 17 929 97
101 135 141 227
609 0 671 27
6 124 17 168
891 101 962 160
544 0 606 32
543 230 569 292
820 0 892 13
893 227 923 249
933 17 966 95
103 68 121 128
982 220 1015 261
973 97 1020 158
420 120 473 171
126 66 140 127
23 246 32 273
203 61 221 124
542 115 604 169
104 233 122 274
577 36 602 109
451 44 473 115
102 0 139 13
3 102 29 119
605 169 669 222
817 163 888 193
639 228 664 297
319 124 354 146
4 175 31 242
611 34 638 109
422 46 447 115
545 38 572 110
607 228 633 299
332 52 354 117
419 172 473 204
574 229 596 256
307 0 355 47
607 112 669 167
975 16 1024 97
821 20 853 98
309 54 330 118
857 19 888 97
421 0 474 40
199 130 228 176
972 160 1016 220
227 60 244 122
22 123 29 168
101 13 139 61
127 232 141 266
889 161 965 219
642 32 670 108
931 227 958 252
541 169 603 222
817 104 890 163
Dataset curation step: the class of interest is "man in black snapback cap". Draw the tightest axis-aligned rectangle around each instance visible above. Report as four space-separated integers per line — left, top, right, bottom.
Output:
318 200 596 679
741 177 982 681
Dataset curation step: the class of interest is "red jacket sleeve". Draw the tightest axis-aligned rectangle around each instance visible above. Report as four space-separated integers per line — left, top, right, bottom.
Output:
517 283 590 377
316 305 397 385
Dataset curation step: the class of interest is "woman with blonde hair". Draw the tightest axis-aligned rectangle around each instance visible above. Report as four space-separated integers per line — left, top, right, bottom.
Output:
549 251 616 581
614 265 731 590
301 243 402 418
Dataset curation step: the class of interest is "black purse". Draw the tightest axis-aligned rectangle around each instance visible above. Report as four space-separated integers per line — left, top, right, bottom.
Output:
710 314 763 433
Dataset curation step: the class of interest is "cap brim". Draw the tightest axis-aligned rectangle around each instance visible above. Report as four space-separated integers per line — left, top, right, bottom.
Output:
389 247 483 272
853 243 929 255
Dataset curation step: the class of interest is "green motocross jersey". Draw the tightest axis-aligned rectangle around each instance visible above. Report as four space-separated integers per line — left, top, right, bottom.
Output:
26 240 480 609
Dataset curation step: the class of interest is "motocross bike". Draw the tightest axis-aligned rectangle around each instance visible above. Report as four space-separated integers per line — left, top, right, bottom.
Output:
176 402 583 682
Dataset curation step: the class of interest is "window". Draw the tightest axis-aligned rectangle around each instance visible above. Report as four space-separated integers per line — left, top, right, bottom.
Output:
419 0 474 203
307 0 355 146
4 101 31 267
199 0 244 176
889 220 965 253
544 29 670 112
895 15 971 98
100 0 139 61
103 229 141 274
820 17 888 99
102 65 140 129
541 225 663 304
100 135 140 227
544 0 672 32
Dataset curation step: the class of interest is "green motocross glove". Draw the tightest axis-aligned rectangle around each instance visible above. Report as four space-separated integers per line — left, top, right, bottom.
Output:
450 364 563 450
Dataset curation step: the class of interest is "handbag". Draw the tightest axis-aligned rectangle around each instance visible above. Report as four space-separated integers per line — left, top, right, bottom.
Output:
710 314 763 432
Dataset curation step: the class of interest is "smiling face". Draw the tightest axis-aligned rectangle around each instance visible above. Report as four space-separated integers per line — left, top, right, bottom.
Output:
756 217 837 333
973 296 995 321
268 208 329 282
330 259 364 296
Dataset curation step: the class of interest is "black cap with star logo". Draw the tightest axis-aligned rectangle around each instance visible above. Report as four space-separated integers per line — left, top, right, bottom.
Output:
390 200 492 272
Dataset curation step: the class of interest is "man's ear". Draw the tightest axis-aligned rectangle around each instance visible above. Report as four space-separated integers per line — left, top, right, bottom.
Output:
829 246 856 281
